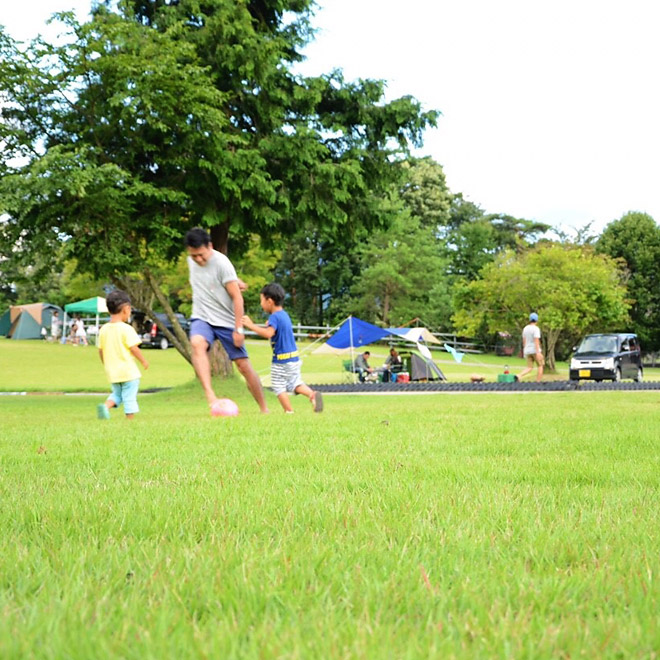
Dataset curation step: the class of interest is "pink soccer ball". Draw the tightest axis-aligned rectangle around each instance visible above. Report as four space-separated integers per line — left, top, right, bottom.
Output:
211 398 239 418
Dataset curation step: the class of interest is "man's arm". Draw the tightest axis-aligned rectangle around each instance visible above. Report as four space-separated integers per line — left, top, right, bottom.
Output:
98 349 104 364
225 280 245 347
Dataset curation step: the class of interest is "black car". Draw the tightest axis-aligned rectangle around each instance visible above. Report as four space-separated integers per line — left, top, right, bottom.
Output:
569 333 643 382
132 311 190 350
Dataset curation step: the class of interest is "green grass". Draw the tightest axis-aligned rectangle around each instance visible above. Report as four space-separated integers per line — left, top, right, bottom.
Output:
3 363 660 658
8 337 658 393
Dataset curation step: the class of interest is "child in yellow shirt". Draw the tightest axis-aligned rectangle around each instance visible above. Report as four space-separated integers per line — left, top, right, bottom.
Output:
97 290 149 420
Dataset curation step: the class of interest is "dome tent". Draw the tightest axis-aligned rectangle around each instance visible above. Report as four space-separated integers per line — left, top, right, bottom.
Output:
0 303 62 340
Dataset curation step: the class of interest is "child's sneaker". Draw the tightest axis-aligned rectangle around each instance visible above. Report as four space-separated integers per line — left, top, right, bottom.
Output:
313 391 324 413
97 404 110 420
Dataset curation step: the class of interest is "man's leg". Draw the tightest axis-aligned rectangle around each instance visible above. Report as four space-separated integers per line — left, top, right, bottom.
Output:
234 357 269 413
536 356 544 382
190 335 217 405
518 356 534 381
517 366 532 380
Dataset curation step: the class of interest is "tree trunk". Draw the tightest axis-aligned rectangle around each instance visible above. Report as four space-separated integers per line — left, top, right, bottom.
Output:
210 220 230 255
209 341 233 378
114 272 193 365
382 290 390 327
141 268 192 362
544 328 561 372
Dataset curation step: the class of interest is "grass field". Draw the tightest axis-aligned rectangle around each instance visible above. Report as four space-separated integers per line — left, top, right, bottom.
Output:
7 336 655 392
2 340 660 658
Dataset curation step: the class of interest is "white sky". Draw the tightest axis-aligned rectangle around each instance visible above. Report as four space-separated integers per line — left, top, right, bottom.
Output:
4 0 660 233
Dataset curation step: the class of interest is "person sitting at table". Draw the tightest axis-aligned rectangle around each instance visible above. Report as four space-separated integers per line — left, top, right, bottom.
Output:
353 351 375 382
383 347 403 381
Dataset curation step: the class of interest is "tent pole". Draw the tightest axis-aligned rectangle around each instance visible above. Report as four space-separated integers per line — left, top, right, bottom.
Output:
349 315 357 383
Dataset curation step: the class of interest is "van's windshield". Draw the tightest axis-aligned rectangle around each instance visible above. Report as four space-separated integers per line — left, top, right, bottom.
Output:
576 335 618 354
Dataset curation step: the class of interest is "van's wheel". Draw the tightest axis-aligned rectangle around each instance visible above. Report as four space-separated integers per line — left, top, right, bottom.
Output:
613 367 622 382
634 367 643 383
159 337 169 350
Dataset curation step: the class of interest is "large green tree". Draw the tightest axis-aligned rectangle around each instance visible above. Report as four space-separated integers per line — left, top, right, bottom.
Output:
273 226 360 327
443 195 550 280
597 212 660 351
398 157 452 231
345 215 452 328
0 1 437 367
453 244 630 370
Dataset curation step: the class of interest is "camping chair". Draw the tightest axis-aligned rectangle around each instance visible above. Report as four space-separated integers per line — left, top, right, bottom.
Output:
342 359 356 383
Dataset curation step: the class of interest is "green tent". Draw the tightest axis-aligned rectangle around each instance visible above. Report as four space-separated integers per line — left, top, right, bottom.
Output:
0 303 62 339
63 296 108 345
64 296 108 315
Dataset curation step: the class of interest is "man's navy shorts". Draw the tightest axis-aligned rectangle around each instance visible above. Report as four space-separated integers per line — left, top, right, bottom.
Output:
190 319 248 361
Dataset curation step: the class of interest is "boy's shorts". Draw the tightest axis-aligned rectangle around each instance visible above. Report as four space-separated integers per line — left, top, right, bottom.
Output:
108 379 140 415
271 360 304 395
190 319 249 361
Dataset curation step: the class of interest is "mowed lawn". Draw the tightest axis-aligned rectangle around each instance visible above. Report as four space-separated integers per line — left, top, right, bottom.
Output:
4 335 646 392
2 340 660 658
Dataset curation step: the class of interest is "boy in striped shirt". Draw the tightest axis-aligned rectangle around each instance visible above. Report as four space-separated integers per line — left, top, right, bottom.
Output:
242 283 323 414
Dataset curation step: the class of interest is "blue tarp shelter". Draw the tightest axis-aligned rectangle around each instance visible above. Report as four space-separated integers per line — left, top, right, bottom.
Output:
312 316 446 381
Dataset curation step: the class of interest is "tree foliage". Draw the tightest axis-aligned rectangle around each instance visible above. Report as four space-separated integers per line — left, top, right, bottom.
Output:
344 215 452 328
442 195 551 280
453 244 631 369
597 212 660 351
0 1 437 367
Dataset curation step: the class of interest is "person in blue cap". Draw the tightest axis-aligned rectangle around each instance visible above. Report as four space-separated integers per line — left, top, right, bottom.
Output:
517 312 544 382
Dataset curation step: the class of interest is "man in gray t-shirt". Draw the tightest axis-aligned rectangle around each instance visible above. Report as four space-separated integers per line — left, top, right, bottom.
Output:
185 227 268 413
517 312 544 382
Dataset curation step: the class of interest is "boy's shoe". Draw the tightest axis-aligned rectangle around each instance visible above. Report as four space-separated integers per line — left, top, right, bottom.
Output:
97 404 110 420
313 391 324 413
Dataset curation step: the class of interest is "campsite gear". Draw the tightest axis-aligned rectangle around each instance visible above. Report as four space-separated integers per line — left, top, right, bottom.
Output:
498 373 516 383
396 372 410 383
498 363 515 382
405 353 446 381
0 303 62 340
313 316 446 382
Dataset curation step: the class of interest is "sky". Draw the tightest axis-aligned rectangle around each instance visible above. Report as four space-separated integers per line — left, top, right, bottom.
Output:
4 0 660 235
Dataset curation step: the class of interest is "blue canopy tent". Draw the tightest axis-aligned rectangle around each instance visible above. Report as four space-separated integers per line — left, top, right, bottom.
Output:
324 317 391 351
312 316 445 381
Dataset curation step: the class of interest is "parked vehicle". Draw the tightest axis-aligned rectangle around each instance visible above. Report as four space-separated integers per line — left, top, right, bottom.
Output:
569 333 643 382
131 311 190 350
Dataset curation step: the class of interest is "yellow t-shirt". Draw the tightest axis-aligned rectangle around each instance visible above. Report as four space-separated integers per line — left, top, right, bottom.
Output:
98 321 142 383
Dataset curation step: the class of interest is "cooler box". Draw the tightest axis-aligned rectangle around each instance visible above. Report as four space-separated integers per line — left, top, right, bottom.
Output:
497 374 516 383
396 372 410 383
